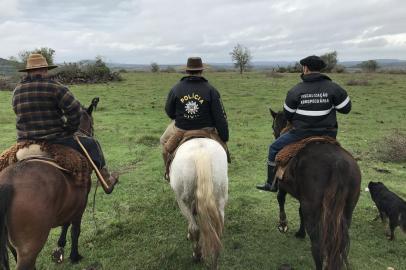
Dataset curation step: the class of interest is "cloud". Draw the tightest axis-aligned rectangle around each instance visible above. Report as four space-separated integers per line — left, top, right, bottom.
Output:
1 0 405 63
0 0 21 17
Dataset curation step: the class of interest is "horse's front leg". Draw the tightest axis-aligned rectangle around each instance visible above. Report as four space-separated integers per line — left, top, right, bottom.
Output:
295 206 306 239
69 218 83 263
52 223 70 263
277 189 288 233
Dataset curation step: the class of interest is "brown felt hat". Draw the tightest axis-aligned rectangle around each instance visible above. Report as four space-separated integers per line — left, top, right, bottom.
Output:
19 53 58 72
185 57 204 71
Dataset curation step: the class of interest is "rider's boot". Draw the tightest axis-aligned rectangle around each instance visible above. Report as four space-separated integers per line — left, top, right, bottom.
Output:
162 152 170 181
256 163 278 192
100 167 119 194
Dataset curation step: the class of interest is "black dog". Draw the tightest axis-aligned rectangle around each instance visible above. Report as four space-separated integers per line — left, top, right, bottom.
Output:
368 181 406 240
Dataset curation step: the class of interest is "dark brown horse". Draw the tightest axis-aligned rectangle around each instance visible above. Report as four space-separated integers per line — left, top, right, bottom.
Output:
270 108 361 270
0 98 99 270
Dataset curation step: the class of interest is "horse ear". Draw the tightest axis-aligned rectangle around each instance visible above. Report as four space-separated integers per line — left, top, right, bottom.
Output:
87 97 99 115
269 107 277 119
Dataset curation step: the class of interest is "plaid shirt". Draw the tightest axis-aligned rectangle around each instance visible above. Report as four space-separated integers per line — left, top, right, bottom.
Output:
12 75 82 141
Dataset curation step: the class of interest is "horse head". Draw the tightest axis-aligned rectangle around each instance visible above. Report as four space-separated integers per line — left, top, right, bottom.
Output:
87 97 99 115
269 107 287 139
79 97 99 137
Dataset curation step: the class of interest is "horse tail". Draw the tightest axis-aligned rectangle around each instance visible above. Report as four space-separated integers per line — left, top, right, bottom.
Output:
195 148 223 261
321 160 350 270
0 184 13 270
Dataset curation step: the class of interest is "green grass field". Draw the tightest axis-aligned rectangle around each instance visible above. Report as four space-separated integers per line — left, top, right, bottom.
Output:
1 72 406 270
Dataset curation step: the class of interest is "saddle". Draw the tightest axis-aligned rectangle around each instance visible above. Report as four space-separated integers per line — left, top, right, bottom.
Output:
0 141 91 186
275 136 340 180
163 129 229 180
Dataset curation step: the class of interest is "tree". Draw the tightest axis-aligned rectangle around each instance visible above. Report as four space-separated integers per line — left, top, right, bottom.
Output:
230 44 252 75
18 47 56 66
359 60 379 72
150 62 160 73
320 51 338 72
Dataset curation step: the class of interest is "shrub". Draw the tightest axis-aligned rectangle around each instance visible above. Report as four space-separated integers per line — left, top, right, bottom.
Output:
346 79 370 86
212 67 229 72
376 130 406 162
150 62 160 73
264 70 284 78
320 51 338 72
358 60 379 72
276 66 287 73
333 65 346 73
163 66 176 73
52 57 122 84
286 62 302 73
84 58 114 81
0 77 17 91
19 47 55 66
379 69 406 75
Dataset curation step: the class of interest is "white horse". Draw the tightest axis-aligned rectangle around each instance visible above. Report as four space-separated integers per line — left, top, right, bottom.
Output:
170 138 228 269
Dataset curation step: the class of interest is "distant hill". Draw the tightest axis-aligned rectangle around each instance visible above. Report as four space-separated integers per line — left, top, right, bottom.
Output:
104 59 406 71
4 57 404 74
340 59 406 69
0 58 18 76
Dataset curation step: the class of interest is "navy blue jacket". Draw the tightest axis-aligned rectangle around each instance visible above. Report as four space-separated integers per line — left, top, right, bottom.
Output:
165 76 229 142
283 73 351 131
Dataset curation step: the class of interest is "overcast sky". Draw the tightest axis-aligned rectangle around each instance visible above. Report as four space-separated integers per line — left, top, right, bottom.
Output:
1 0 405 64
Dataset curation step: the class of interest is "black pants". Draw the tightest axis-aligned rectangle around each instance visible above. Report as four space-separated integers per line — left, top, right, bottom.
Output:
49 136 106 169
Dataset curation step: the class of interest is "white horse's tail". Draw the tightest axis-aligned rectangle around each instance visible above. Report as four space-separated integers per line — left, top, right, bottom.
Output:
195 148 223 260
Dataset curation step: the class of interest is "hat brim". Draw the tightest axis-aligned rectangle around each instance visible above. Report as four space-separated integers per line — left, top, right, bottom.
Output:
19 65 58 72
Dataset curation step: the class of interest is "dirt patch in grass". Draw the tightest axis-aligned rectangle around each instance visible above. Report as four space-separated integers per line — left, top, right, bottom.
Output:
136 135 160 147
347 79 370 86
376 130 406 162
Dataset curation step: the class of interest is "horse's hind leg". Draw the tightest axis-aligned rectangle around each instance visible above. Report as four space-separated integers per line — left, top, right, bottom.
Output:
7 239 17 262
302 206 322 270
277 190 288 233
13 230 49 270
176 198 201 261
69 219 83 263
295 206 306 239
52 223 70 263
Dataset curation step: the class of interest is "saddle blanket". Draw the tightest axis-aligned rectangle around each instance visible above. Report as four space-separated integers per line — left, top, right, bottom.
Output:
0 141 90 185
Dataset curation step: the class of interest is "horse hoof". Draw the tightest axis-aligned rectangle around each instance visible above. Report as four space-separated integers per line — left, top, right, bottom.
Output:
295 231 306 239
278 224 288 233
51 247 64 264
187 232 191 240
278 263 293 270
70 254 83 263
192 252 202 263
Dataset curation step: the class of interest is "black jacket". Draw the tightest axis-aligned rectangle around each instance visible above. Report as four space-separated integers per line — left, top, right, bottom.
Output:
165 76 229 142
283 73 351 130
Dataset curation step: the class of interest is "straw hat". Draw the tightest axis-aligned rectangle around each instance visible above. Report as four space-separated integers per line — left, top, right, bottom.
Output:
185 57 205 71
19 53 58 72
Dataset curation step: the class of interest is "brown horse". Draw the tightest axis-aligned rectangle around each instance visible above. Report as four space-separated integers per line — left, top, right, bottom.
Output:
269 108 361 270
0 98 99 270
